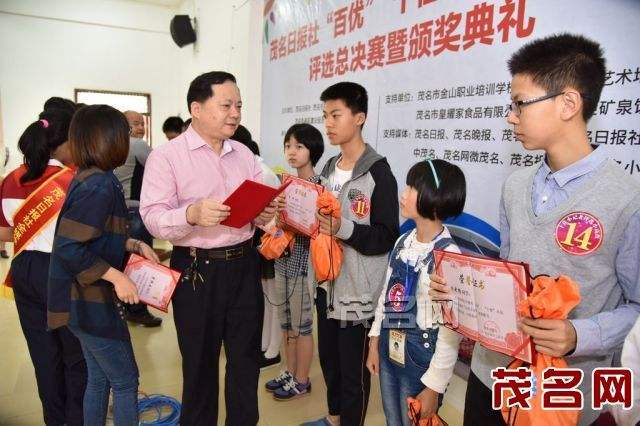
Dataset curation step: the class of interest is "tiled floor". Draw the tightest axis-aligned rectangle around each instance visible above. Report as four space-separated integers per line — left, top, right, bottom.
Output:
0 253 466 425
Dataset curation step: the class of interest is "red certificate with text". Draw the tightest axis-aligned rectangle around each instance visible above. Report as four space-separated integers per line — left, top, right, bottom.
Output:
124 254 181 312
220 179 291 228
433 250 534 363
280 174 324 238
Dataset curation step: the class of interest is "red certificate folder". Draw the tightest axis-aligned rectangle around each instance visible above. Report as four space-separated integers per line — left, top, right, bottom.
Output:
433 250 534 363
220 179 291 228
124 254 181 312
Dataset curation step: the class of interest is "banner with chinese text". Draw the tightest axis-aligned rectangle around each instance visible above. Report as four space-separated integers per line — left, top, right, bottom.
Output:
260 0 640 254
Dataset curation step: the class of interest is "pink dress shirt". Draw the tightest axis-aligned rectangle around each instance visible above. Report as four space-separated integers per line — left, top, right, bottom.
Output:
140 126 263 249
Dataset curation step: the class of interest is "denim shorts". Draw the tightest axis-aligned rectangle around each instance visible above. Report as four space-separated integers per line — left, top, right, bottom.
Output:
275 272 313 335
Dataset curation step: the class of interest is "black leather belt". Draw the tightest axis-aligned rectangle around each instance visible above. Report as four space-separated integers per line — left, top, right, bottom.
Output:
175 239 253 261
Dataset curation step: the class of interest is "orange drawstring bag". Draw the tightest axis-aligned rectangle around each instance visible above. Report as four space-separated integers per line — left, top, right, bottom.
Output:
406 397 448 426
258 226 294 260
501 275 581 426
310 191 343 283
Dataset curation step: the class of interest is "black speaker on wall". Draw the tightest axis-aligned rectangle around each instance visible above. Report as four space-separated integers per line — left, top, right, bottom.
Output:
170 15 196 47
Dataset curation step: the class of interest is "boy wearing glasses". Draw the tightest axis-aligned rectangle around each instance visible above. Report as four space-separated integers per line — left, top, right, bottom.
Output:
430 33 640 425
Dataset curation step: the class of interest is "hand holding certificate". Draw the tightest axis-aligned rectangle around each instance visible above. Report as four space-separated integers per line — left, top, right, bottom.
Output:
124 254 181 312
433 250 534 363
279 174 324 238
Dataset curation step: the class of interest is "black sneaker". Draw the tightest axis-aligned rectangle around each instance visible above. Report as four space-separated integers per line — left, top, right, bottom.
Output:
260 353 281 370
125 311 162 327
265 370 292 392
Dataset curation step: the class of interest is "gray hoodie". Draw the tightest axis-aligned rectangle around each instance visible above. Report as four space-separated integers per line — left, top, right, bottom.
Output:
312 143 399 322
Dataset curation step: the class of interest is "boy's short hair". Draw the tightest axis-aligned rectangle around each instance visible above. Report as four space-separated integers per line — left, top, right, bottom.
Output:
69 105 130 170
283 123 325 166
507 33 606 121
187 71 236 113
320 81 368 121
406 160 466 221
162 116 184 134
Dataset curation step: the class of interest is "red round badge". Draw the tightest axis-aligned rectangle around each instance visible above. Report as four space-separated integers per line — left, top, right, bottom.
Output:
555 211 604 256
388 283 405 312
351 194 370 219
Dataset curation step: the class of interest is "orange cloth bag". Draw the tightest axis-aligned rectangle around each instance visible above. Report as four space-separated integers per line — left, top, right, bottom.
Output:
258 227 294 260
501 275 581 426
310 191 343 283
406 397 448 426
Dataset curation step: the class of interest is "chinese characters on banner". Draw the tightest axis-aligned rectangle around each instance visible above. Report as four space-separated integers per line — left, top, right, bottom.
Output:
306 0 534 82
261 0 640 260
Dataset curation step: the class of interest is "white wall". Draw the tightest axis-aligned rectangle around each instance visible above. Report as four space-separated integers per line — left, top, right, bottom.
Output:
0 0 264 172
0 0 185 171
176 0 264 142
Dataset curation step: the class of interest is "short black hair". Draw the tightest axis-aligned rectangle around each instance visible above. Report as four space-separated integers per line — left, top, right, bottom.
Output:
69 105 130 171
508 33 606 121
283 123 325 166
43 97 76 115
182 118 192 131
406 160 466 221
187 71 236 113
232 124 252 145
232 125 260 156
320 81 368 123
162 116 184 134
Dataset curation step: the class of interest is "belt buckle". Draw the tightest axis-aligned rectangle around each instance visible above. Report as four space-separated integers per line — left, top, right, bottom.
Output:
225 247 243 260
189 247 197 258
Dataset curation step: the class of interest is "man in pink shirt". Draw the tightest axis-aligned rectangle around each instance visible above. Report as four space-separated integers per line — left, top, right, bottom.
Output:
140 71 278 426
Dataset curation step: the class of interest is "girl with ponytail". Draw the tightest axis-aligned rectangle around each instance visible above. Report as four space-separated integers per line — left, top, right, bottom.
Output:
18 107 74 183
0 98 86 425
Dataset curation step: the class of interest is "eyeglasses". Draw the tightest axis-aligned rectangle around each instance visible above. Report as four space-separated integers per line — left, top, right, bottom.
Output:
508 92 564 117
508 91 590 117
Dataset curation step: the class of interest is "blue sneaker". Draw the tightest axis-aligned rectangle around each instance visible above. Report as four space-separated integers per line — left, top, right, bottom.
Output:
273 377 311 400
265 370 293 392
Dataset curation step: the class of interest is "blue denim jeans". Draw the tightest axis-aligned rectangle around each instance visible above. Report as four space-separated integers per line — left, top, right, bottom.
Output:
69 327 139 426
379 328 442 426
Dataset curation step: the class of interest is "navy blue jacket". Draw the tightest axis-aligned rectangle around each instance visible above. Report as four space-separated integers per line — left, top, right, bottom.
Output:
47 168 130 340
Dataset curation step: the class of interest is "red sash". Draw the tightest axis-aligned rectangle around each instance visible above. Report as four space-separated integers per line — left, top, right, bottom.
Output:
1 167 74 298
